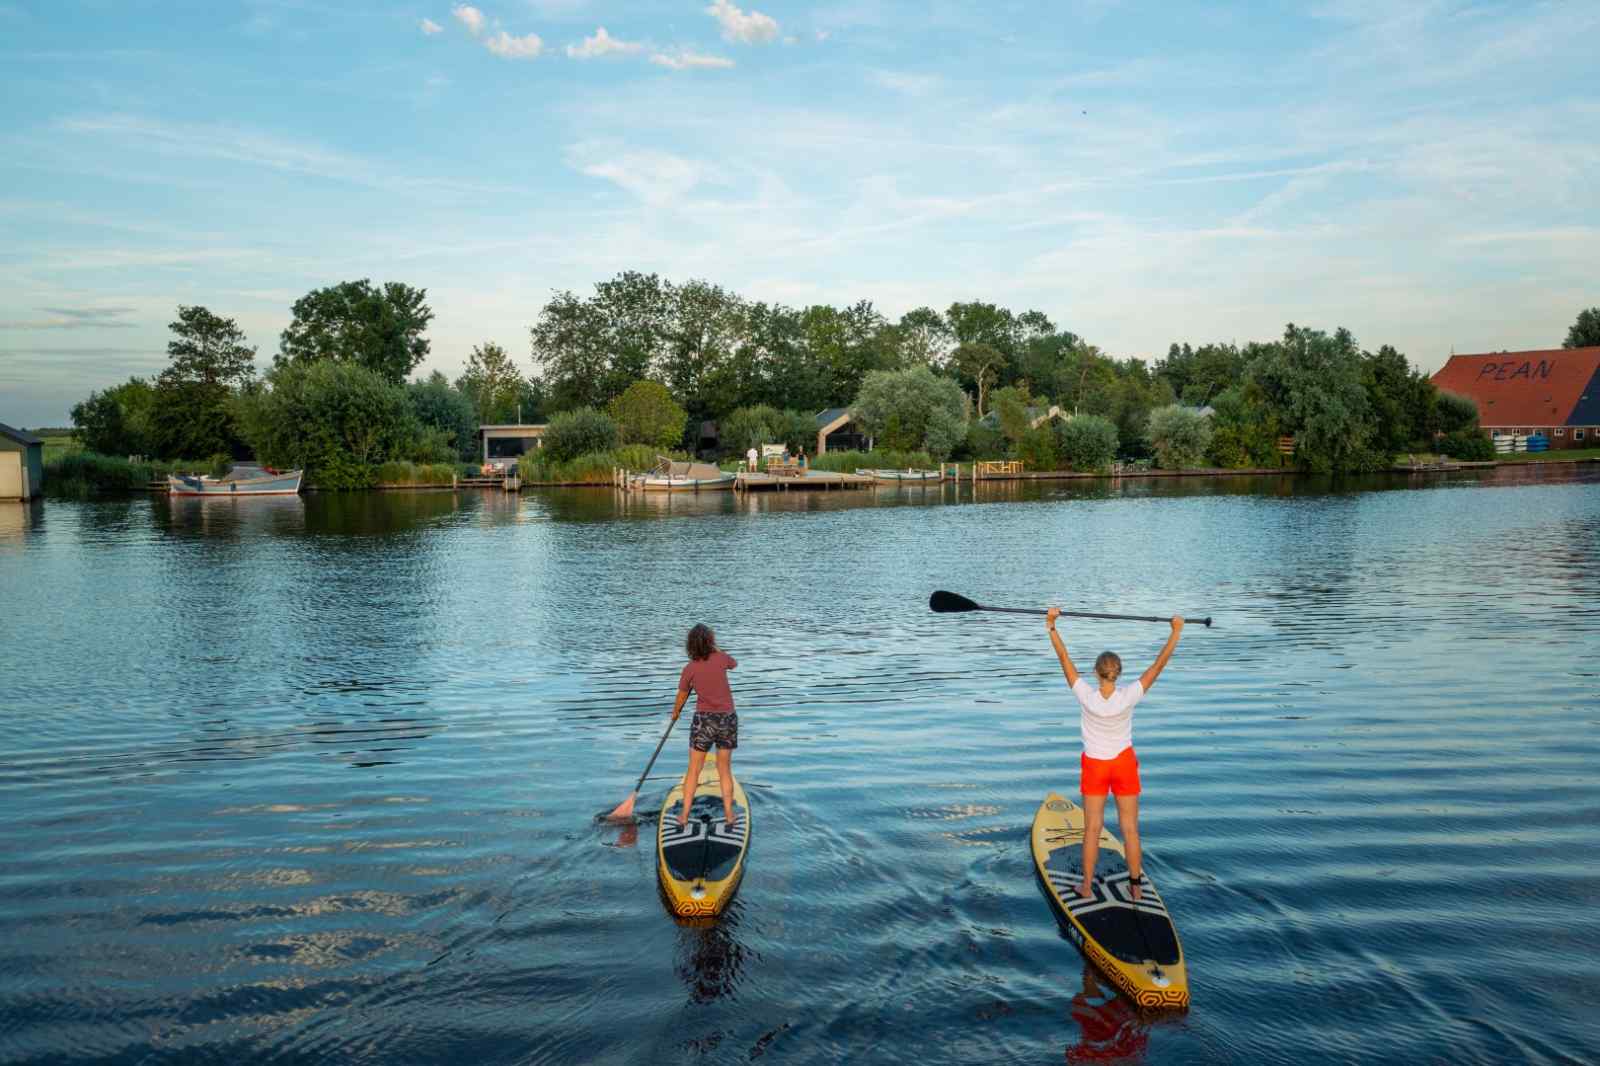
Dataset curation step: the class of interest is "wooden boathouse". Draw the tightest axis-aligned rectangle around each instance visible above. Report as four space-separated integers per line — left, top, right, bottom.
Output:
0 424 44 501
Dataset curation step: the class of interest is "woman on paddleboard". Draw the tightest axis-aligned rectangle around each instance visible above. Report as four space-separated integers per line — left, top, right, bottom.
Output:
672 624 740 828
1046 608 1183 901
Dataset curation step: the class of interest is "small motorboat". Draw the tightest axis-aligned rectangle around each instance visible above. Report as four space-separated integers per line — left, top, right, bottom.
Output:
857 468 943 484
628 457 735 492
167 466 303 496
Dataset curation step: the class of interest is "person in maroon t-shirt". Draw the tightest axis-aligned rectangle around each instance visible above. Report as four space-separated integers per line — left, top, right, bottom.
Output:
671 624 740 827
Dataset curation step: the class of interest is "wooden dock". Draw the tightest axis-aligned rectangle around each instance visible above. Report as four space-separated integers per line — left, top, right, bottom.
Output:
734 470 875 491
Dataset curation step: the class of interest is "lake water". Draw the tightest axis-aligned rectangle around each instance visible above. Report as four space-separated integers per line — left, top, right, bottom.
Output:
2 468 1598 1065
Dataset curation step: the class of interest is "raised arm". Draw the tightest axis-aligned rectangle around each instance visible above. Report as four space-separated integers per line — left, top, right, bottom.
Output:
1046 607 1080 687
1139 617 1184 692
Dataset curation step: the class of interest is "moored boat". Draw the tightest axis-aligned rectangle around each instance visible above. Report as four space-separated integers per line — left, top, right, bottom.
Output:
167 466 303 496
629 457 735 492
857 468 943 483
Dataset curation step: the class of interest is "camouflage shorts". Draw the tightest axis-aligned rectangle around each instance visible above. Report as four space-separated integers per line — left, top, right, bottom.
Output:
689 712 738 752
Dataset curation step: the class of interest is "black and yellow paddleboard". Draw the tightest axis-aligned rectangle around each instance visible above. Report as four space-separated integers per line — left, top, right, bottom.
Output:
657 761 750 918
1031 792 1188 1010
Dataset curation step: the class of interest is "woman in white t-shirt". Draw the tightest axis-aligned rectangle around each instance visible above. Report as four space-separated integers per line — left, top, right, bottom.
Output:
1046 608 1183 901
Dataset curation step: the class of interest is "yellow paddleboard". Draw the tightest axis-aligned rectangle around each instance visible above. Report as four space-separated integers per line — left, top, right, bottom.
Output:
1031 792 1188 1010
657 761 750 918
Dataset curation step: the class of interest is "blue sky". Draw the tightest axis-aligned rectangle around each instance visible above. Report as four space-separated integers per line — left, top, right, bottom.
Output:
2 0 1597 426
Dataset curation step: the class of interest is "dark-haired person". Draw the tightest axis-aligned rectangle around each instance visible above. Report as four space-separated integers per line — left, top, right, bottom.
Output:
1046 607 1183 901
671 624 740 828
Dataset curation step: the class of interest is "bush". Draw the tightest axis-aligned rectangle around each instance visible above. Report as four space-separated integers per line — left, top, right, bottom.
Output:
1433 391 1480 434
1013 426 1058 470
208 452 233 480
518 444 677 483
1439 429 1495 461
1146 404 1214 469
607 380 687 449
961 420 1007 461
542 407 619 462
309 451 378 490
374 461 459 486
810 448 936 473
851 366 968 459
43 452 154 496
1054 415 1119 471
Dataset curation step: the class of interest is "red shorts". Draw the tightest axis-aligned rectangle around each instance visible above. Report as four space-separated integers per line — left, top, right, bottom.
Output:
1080 747 1141 797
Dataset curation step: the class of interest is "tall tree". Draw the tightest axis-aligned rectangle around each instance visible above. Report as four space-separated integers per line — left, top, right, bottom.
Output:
1564 306 1600 349
408 371 478 461
151 305 256 458
456 341 526 424
951 342 1006 417
530 290 611 413
896 307 953 370
278 279 433 384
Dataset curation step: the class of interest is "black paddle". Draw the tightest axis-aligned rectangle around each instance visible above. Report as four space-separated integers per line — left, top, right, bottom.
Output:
930 590 1212 628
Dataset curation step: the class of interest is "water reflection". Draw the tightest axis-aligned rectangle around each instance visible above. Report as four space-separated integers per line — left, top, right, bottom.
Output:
1065 964 1149 1063
673 903 749 1005
0 501 38 547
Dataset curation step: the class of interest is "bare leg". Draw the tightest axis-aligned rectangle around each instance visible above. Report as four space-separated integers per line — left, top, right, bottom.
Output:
678 747 708 827
1114 793 1142 901
715 746 736 825
1079 793 1107 898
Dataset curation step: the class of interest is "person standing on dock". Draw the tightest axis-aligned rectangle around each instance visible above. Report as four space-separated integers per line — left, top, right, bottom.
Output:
746 446 758 472
1045 607 1183 901
795 447 808 470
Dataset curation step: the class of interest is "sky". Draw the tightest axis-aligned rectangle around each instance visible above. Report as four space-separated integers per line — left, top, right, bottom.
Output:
1 0 1597 427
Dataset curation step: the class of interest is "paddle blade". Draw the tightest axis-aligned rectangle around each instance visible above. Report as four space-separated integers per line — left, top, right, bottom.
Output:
929 590 981 613
604 791 638 821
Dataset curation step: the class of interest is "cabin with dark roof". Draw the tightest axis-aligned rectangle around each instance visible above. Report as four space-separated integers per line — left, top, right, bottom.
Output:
815 408 872 454
1430 348 1600 448
0 423 44 500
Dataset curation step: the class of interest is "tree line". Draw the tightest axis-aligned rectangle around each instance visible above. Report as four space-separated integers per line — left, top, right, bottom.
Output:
68 274 1600 484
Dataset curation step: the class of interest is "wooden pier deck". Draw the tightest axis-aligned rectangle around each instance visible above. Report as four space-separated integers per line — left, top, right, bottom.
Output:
734 470 876 491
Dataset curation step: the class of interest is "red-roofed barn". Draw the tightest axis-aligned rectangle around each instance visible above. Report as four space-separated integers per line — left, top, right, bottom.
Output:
1430 348 1600 449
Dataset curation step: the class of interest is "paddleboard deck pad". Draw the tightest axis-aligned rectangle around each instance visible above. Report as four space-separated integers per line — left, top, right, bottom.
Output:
1031 792 1188 1010
657 761 749 918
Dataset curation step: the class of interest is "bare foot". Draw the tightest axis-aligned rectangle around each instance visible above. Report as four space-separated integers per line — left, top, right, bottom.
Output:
676 804 688 829
723 808 739 827
1130 876 1143 902
1076 878 1094 899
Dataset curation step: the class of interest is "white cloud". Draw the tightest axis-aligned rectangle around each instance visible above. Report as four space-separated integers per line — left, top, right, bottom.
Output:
485 30 544 58
705 0 778 44
420 17 443 35
566 27 642 59
649 50 735 71
452 4 485 35
872 70 939 96
571 146 704 206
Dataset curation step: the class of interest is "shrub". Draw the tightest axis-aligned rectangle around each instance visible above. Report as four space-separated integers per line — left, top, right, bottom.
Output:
962 420 1007 461
1146 404 1214 469
607 380 687 449
235 359 419 487
719 406 787 454
1439 429 1495 461
810 448 936 473
542 407 619 462
1054 415 1119 471
208 452 233 480
1433 391 1480 435
374 461 459 486
1013 426 1058 470
309 450 378 490
518 444 676 483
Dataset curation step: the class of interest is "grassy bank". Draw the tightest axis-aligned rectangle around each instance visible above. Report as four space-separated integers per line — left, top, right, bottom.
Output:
517 444 674 484
373 461 471 487
1493 448 1600 463
809 449 937 473
42 451 212 497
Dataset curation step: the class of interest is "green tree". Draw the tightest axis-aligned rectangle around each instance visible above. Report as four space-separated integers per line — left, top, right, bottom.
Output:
1054 415 1118 471
1564 307 1600 349
541 407 619 462
1249 325 1382 472
236 359 420 487
951 342 1006 417
71 377 157 456
990 384 1036 444
408 371 478 461
1432 391 1479 435
277 280 433 384
608 380 688 449
456 341 526 424
150 305 257 458
1156 342 1247 405
1206 384 1281 468
1362 344 1434 456
850 365 967 459
895 306 953 369
1147 404 1214 469
720 405 789 453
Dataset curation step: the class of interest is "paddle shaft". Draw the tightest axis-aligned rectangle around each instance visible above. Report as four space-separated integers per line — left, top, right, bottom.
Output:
632 714 681 795
977 604 1212 627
